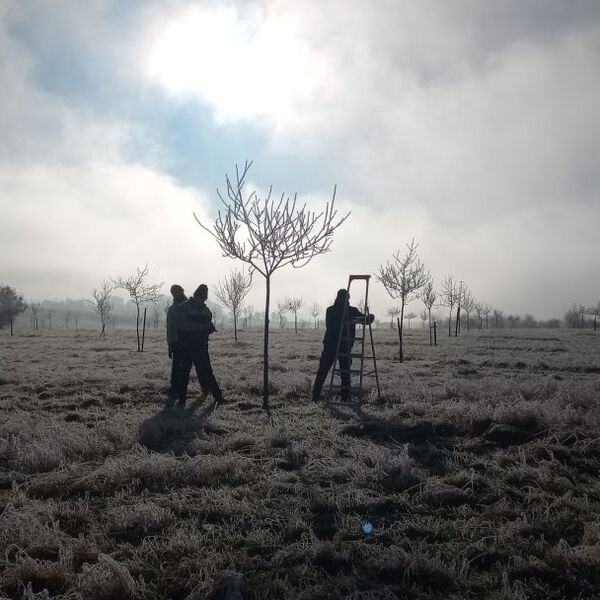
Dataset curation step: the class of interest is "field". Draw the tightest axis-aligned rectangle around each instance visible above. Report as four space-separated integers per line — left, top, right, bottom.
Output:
1 325 600 599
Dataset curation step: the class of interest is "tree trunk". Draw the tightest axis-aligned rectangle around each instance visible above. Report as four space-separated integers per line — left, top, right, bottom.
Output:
294 313 298 334
141 307 147 351
9 316 13 336
428 308 432 346
433 320 437 346
448 309 452 336
398 301 405 362
594 314 597 332
455 306 460 337
234 311 238 342
136 305 141 351
262 276 271 412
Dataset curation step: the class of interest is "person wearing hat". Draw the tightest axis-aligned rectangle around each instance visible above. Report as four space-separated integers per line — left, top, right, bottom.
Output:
312 288 374 402
176 284 224 407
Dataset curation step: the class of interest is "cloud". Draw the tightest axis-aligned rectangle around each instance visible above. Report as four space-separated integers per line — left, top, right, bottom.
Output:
1 0 599 320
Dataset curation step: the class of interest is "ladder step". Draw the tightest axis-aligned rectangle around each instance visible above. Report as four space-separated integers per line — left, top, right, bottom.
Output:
336 352 365 358
333 368 376 375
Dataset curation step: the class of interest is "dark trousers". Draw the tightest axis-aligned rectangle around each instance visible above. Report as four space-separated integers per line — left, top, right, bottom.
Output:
179 339 223 403
170 345 209 396
312 344 352 400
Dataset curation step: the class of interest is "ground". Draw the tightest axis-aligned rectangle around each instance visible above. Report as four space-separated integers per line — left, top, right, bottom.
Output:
1 325 600 599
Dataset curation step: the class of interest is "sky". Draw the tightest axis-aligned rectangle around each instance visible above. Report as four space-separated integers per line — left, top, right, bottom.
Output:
1 0 599 320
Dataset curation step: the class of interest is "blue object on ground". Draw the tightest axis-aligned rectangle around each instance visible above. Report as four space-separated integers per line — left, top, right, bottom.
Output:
362 522 373 535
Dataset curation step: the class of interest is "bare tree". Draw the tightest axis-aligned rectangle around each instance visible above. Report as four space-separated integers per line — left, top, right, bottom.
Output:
112 265 163 351
214 269 253 342
30 303 41 332
420 279 437 346
151 303 161 328
377 238 429 362
440 275 459 337
461 288 474 332
405 311 416 328
588 301 600 333
310 303 320 329
276 300 289 329
195 160 348 411
45 308 54 330
483 304 492 329
387 306 401 329
0 285 27 336
284 297 303 334
420 309 428 329
243 305 254 329
89 280 113 338
64 311 72 330
492 308 504 328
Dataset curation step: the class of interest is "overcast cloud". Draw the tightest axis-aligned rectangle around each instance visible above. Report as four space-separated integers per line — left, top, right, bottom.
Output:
1 0 599 319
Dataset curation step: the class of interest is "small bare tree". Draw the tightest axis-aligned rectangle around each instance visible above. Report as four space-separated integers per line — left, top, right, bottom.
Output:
151 303 161 328
0 285 27 336
462 289 474 332
310 303 320 329
387 306 401 329
214 269 253 342
64 311 72 330
420 279 437 346
30 303 41 332
440 275 459 337
89 280 113 338
243 305 254 329
475 301 484 329
276 300 289 329
420 309 428 329
588 301 600 333
405 311 416 328
482 304 492 329
377 238 429 362
112 265 162 351
195 161 349 411
284 297 303 334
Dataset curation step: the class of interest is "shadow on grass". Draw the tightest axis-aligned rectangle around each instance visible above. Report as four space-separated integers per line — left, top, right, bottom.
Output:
138 397 219 455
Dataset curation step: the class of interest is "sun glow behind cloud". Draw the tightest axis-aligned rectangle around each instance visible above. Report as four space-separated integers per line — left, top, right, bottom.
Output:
145 5 320 125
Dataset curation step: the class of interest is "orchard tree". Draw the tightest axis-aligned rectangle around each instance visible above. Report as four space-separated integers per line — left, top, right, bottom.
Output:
310 303 320 329
112 265 162 351
284 297 303 334
420 279 437 345
377 238 429 362
214 269 253 342
243 305 254 329
440 275 459 336
276 300 289 329
30 303 41 332
0 285 27 336
405 311 416 328
89 280 113 338
194 161 348 412
588 302 600 333
387 306 401 329
461 288 474 332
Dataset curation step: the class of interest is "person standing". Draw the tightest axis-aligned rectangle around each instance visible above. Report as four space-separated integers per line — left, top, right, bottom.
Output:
166 284 187 398
177 284 224 407
312 288 374 402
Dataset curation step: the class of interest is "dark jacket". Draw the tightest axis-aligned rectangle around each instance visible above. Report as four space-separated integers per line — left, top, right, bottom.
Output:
323 302 373 348
176 298 215 343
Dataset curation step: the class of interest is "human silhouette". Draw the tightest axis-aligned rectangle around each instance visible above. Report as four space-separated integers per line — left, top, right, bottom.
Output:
177 284 224 407
166 284 187 398
312 289 374 402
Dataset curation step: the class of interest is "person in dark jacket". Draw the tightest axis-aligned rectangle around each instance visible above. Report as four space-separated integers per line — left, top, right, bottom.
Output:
176 284 224 407
166 284 187 397
312 288 374 402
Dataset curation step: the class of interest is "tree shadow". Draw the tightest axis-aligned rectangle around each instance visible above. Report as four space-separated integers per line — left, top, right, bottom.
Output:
138 397 219 455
